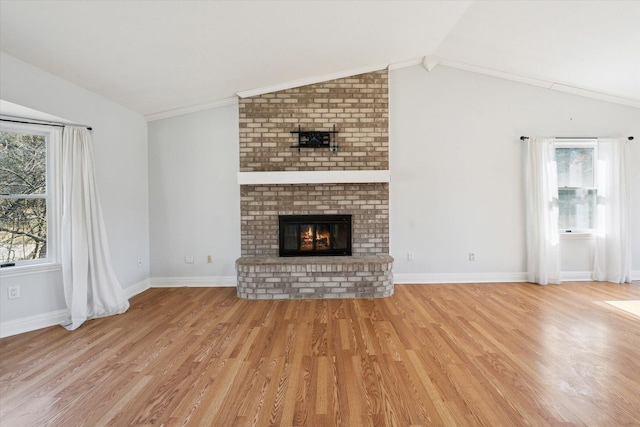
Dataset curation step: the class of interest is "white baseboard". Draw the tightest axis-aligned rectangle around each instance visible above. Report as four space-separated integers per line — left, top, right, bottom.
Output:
393 272 528 284
151 276 237 288
124 278 151 299
394 271 639 284
559 271 593 281
0 309 70 339
0 278 152 339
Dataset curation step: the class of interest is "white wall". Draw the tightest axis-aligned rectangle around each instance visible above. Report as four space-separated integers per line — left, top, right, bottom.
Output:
3 53 636 336
147 104 240 285
390 65 640 282
145 64 639 288
0 53 149 328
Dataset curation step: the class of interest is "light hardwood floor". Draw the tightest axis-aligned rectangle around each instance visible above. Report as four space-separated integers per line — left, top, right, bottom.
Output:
1 282 639 426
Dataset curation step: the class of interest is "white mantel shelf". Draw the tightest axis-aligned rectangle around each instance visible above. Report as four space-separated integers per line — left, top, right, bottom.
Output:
237 170 390 185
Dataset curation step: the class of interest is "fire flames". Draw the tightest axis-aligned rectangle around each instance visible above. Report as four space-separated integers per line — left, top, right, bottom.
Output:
300 225 330 251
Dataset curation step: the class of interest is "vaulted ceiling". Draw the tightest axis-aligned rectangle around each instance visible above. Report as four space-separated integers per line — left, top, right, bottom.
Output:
1 1 639 119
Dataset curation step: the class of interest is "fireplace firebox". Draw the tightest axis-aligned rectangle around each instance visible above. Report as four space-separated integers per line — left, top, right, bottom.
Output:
279 215 352 257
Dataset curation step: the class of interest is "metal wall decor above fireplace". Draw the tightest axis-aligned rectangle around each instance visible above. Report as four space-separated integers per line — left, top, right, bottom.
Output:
289 125 339 152
279 214 352 257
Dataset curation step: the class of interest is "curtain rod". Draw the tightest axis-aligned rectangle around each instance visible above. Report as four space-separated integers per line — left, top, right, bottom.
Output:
520 136 633 141
0 116 92 131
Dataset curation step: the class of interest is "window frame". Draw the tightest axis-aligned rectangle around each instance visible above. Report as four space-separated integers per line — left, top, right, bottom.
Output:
555 138 598 236
0 122 61 273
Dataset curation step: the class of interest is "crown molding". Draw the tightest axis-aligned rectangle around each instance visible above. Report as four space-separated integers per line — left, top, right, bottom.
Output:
146 55 639 121
437 58 552 89
402 56 640 109
145 97 238 122
387 57 423 71
236 63 389 98
548 83 640 109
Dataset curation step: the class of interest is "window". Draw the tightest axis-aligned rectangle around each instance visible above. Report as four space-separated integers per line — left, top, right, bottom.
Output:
0 123 58 267
555 140 597 233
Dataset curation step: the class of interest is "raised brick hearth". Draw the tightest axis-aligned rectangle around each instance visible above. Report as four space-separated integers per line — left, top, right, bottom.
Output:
236 255 393 299
236 70 393 299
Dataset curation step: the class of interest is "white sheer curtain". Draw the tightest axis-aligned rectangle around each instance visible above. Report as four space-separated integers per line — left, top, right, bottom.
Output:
525 137 561 285
61 126 129 330
593 137 632 283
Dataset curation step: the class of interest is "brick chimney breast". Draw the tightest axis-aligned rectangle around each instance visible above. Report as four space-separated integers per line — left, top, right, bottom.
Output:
236 70 392 299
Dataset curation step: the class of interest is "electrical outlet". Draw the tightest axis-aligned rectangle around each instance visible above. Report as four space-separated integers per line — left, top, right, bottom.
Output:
207 255 212 263
184 255 194 264
407 251 414 261
8 286 21 299
469 252 475 261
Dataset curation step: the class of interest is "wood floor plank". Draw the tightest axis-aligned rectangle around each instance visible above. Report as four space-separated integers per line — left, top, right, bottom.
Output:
1 282 639 426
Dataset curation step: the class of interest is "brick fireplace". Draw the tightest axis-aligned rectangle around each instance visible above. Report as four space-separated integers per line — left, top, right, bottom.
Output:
236 70 393 299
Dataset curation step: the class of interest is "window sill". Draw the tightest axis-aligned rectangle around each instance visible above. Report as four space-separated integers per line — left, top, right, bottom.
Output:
0 262 62 278
559 232 595 240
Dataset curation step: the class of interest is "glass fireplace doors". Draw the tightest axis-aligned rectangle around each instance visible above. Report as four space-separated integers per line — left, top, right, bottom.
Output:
279 215 351 257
